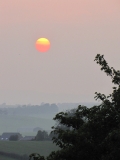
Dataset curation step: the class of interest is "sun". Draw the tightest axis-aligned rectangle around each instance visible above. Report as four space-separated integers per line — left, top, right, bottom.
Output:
35 38 50 52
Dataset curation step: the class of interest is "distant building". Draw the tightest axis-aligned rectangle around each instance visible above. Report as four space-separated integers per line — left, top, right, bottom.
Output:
0 132 22 141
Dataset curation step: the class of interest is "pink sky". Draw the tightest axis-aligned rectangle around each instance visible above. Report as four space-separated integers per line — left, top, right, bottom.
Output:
0 0 120 104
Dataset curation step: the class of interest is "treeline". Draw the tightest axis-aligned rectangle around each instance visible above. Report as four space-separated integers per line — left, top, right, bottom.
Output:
9 130 57 141
34 130 58 141
0 103 59 115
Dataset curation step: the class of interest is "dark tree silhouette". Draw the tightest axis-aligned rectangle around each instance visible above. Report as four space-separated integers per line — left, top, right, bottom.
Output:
35 130 49 141
29 54 120 160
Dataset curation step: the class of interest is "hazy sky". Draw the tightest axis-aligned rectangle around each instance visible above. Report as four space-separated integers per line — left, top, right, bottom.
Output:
0 0 120 105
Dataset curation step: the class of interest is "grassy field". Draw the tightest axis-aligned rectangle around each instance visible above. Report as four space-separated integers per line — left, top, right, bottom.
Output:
0 114 58 159
0 141 60 157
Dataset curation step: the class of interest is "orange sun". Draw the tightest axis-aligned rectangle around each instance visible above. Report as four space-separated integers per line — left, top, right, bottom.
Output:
35 38 50 52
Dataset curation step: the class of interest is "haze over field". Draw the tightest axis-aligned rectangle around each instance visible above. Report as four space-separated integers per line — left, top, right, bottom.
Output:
0 2 119 160
0 0 120 105
0 102 100 134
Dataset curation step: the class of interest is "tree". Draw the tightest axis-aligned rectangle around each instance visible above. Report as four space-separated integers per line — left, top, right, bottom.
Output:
29 54 120 160
42 130 49 140
49 130 58 141
35 130 49 141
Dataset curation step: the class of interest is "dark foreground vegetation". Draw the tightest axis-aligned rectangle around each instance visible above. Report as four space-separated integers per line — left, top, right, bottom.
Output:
0 151 28 160
0 141 59 160
29 54 120 160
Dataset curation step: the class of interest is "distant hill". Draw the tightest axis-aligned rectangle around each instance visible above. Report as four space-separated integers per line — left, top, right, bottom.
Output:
0 102 101 115
0 103 59 134
0 103 59 116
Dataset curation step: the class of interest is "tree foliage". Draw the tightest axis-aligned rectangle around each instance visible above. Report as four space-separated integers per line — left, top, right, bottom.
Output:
35 130 49 141
29 54 120 160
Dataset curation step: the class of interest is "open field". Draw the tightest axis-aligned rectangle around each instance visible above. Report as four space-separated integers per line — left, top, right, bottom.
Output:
0 141 60 157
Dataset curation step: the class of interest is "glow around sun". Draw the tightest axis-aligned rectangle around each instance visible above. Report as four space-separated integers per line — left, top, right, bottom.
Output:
35 38 50 52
